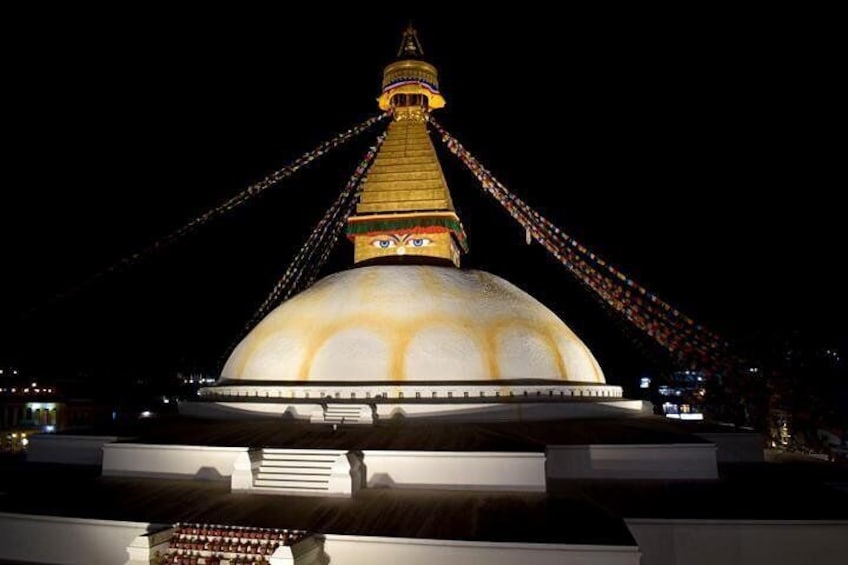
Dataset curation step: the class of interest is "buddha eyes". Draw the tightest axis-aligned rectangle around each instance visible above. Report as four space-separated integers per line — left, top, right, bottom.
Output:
370 236 432 249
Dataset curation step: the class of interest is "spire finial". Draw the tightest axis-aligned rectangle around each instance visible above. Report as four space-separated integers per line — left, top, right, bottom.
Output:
397 22 424 58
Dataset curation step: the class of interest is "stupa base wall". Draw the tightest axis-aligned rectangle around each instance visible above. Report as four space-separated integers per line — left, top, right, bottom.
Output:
180 398 648 422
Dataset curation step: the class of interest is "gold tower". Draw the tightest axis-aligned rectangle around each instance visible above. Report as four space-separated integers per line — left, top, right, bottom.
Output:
347 25 467 267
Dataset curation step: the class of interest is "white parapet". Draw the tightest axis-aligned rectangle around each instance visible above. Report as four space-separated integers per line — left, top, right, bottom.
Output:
546 444 718 480
319 535 641 565
231 449 258 491
0 512 165 565
362 450 546 491
102 443 248 480
201 383 623 404
183 388 646 423
375 400 648 422
124 527 174 565
269 536 323 565
179 401 324 419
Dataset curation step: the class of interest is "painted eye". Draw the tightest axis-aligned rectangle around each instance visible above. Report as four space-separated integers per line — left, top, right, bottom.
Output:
372 239 395 249
409 238 431 247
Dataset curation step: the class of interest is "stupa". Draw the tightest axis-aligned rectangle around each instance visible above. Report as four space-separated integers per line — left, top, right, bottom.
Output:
1 25 843 565
192 25 627 423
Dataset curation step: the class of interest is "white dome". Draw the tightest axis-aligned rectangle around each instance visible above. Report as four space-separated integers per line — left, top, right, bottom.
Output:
222 265 605 384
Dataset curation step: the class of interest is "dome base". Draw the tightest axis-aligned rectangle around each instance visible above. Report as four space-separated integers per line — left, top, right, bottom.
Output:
188 381 633 423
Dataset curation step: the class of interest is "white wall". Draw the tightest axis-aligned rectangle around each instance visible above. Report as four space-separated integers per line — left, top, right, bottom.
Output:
547 444 718 480
363 450 545 491
179 401 322 419
0 512 163 565
320 535 640 565
378 400 649 422
180 398 647 423
102 443 247 480
26 434 118 465
626 519 848 565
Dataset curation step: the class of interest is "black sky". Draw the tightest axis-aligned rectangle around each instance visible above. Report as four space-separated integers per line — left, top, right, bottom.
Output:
1 10 844 386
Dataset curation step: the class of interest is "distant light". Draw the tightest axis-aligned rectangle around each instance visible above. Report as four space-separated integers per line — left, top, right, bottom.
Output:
11 388 16 393
0 369 4 374
640 377 651 389
162 397 170 404
13 369 18 375
23 388 29 393
31 382 37 387
27 403 54 410
667 413 704 421
44 425 55 433
140 410 153 418
11 433 17 438
21 438 29 446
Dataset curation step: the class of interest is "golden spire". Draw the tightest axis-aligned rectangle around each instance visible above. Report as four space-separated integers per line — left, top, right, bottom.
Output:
347 25 466 267
397 22 424 58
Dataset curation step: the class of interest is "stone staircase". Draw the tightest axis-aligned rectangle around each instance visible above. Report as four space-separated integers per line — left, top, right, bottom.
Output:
321 404 373 425
232 449 362 497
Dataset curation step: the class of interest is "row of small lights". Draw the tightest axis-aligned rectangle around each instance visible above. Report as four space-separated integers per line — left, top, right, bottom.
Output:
5 432 29 446
180 377 217 385
0 382 53 394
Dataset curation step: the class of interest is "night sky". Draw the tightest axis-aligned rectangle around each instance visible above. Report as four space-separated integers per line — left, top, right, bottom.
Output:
1 10 843 388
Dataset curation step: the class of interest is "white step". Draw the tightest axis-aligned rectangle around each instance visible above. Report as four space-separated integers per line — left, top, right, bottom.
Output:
259 461 333 469
254 478 329 489
260 455 338 464
257 468 331 478
263 449 346 456
246 485 335 497
262 449 346 463
309 404 374 425
231 449 363 497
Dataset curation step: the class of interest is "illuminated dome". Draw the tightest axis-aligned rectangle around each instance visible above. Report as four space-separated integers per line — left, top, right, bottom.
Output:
222 265 605 384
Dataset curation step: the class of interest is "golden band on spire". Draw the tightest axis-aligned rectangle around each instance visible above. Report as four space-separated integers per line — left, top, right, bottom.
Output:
378 25 445 112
